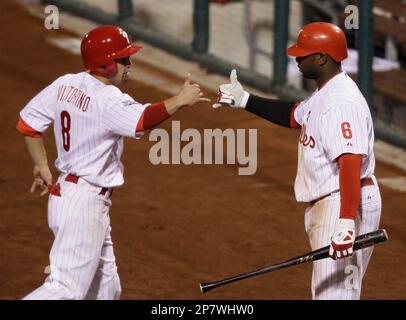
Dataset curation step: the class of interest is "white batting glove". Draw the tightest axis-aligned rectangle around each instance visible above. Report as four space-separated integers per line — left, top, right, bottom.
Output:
329 218 356 260
212 69 250 109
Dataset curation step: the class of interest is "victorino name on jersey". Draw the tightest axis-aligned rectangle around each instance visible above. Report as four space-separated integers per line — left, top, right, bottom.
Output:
57 85 91 112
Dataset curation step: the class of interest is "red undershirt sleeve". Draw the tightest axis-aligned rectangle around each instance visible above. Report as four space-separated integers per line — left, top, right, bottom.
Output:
136 101 170 132
290 103 300 128
338 153 362 220
16 117 43 138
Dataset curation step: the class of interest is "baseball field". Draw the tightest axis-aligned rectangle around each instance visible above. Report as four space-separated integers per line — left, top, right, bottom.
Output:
0 0 405 299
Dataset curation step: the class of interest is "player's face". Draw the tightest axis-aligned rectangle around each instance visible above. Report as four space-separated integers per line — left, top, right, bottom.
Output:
112 57 132 85
296 54 320 79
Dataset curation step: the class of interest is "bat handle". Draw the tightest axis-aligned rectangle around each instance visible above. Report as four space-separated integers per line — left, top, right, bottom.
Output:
200 282 211 293
199 276 241 293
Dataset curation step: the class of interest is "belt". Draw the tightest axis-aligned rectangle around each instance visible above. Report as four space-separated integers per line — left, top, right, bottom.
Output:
65 174 112 196
361 177 374 187
309 177 374 205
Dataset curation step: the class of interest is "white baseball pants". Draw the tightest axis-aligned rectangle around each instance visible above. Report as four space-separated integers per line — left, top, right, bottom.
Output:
23 174 121 300
304 175 381 300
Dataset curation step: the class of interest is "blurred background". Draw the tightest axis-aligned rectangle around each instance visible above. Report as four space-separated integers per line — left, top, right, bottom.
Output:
36 0 406 150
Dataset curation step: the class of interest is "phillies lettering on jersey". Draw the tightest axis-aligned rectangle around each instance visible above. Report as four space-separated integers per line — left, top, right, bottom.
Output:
293 72 375 202
299 124 316 149
19 72 149 188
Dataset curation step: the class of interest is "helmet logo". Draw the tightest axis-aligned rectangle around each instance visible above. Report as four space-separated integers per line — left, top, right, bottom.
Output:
120 30 130 42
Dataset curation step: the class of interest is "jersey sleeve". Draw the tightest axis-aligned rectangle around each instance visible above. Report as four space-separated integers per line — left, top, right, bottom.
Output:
293 101 304 126
102 92 149 138
321 103 369 161
19 81 58 132
290 102 300 128
16 117 43 137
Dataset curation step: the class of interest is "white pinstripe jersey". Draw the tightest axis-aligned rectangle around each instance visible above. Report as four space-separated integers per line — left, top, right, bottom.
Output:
20 72 148 188
293 72 375 202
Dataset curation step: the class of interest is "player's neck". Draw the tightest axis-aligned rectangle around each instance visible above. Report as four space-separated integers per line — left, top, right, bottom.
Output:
315 67 342 89
91 73 113 86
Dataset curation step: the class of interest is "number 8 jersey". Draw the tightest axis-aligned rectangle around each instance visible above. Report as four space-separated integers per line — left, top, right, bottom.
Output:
18 72 149 188
293 72 376 202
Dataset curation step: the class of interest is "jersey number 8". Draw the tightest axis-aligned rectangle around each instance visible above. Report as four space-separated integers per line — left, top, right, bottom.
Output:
61 111 71 152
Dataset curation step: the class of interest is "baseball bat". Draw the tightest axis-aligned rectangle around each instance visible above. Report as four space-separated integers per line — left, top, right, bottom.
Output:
199 229 388 293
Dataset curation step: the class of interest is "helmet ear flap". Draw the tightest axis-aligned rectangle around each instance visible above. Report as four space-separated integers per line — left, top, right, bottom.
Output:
104 62 118 78
94 62 118 78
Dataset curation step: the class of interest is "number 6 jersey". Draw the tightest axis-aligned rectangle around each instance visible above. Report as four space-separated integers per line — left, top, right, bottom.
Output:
293 72 376 202
18 72 149 188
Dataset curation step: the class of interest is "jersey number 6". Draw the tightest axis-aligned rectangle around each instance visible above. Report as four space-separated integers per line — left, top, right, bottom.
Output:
341 122 353 139
61 111 71 152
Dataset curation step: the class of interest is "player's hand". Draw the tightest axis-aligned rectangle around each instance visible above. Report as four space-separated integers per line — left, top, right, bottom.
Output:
177 73 211 107
31 164 53 196
212 69 250 109
329 218 356 260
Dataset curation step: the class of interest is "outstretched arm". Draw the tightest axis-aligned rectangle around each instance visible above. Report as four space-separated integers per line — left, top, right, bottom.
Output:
136 74 210 132
164 73 211 114
213 69 300 129
245 96 300 129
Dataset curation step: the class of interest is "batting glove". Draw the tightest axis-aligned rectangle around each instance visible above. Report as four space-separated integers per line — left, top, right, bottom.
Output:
212 69 250 109
329 218 356 260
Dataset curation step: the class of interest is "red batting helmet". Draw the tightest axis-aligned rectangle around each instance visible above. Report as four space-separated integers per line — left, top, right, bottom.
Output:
81 25 142 78
287 22 348 62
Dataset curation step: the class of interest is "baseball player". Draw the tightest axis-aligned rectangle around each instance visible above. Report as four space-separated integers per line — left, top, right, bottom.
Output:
17 25 209 300
214 22 381 299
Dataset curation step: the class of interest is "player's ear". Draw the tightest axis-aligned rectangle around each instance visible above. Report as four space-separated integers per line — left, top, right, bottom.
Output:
317 53 328 66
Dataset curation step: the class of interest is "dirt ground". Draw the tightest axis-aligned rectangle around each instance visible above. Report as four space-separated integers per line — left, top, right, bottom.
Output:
0 0 405 300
